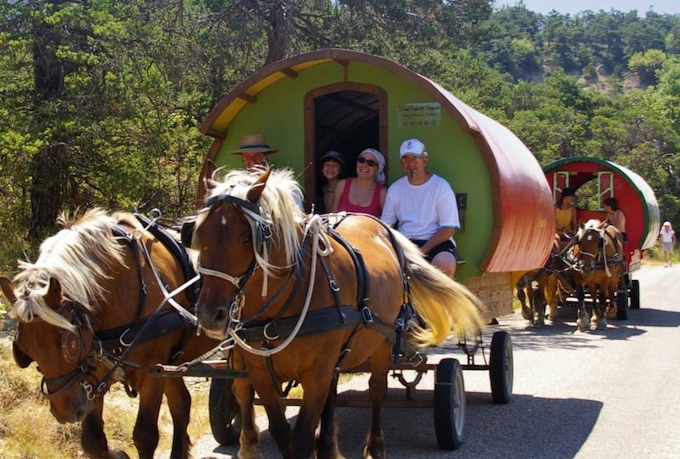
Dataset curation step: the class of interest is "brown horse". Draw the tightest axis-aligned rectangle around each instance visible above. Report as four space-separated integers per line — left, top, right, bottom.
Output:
0 209 218 459
190 167 485 459
572 219 625 331
517 233 579 326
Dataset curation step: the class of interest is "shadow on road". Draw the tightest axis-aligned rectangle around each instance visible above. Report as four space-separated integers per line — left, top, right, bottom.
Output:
205 388 602 459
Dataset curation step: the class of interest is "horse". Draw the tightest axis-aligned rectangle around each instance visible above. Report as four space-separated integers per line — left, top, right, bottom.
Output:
189 167 485 459
516 268 547 326
572 219 625 331
517 233 579 327
0 209 219 459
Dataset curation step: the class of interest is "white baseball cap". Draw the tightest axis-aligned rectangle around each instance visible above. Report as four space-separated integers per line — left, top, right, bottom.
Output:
399 138 427 158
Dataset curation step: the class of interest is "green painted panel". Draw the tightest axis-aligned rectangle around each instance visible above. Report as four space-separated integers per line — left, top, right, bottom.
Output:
213 60 493 280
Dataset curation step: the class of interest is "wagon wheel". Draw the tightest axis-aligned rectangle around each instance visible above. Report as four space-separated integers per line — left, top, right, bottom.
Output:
630 279 641 309
489 331 513 404
616 289 629 320
209 378 241 445
433 358 466 450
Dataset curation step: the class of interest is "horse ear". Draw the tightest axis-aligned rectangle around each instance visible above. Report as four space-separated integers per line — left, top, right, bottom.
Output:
12 338 34 368
203 160 219 192
43 276 63 309
0 276 17 304
247 167 272 203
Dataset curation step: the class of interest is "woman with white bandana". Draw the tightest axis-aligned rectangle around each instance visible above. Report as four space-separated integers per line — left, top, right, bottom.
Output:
331 148 387 218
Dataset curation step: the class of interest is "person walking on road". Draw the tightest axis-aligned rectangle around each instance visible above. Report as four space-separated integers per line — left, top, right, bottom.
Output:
659 221 676 267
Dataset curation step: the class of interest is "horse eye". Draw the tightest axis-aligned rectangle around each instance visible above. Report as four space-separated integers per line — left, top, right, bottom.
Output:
243 234 252 245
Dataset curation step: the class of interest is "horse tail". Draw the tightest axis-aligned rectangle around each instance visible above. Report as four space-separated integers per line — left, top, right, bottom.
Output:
391 230 485 347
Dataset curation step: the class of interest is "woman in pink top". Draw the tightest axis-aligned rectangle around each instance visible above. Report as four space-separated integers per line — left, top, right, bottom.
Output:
331 148 387 218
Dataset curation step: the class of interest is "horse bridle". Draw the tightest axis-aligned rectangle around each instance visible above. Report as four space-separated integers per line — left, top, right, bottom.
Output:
196 194 273 304
36 300 102 401
576 226 617 275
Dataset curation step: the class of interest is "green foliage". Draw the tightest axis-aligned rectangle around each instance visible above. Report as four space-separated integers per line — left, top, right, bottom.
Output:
1 0 680 253
629 49 667 85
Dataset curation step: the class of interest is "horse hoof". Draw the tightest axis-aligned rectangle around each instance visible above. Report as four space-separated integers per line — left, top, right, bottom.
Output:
577 320 590 332
521 307 533 321
238 447 264 459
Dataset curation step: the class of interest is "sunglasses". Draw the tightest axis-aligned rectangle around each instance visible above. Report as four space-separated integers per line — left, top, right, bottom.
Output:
357 156 378 167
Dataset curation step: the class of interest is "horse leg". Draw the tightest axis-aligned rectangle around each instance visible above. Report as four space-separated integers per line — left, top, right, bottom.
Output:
533 271 547 327
576 283 590 332
81 397 130 459
316 372 342 459
132 379 164 459
232 378 262 459
533 284 546 327
364 345 390 459
517 275 533 322
594 286 608 329
291 364 340 459
605 278 618 320
545 273 558 321
251 378 291 458
163 378 192 459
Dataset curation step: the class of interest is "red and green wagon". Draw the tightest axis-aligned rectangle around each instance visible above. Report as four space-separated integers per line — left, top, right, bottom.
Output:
544 157 660 310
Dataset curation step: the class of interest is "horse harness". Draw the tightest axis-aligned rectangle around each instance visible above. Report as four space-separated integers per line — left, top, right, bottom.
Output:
575 224 624 275
197 195 418 396
36 217 201 401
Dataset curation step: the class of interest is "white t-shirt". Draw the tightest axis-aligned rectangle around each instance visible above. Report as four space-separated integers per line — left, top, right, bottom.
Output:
381 174 459 240
660 228 675 243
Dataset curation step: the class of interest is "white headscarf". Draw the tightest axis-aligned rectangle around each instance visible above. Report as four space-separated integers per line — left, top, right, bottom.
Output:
360 148 386 184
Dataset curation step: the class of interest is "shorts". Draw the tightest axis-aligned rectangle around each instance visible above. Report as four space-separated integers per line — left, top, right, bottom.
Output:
662 241 674 253
410 239 457 263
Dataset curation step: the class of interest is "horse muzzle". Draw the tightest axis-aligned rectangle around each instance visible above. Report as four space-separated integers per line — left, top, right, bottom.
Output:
196 301 230 340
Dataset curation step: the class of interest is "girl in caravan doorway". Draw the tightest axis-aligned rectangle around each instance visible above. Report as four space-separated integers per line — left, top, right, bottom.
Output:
318 150 345 214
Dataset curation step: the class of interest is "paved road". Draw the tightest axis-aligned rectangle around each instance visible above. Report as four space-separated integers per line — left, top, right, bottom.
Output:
176 265 680 458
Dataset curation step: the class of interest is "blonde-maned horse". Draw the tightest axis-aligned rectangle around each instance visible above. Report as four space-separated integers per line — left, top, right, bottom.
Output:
572 219 625 331
191 167 485 459
0 209 218 459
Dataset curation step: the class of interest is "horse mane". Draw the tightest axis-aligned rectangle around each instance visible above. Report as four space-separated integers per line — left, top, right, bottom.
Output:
576 219 603 239
200 168 305 277
10 208 136 331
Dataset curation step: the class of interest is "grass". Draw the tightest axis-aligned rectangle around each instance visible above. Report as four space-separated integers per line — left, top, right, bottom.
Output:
0 319 212 458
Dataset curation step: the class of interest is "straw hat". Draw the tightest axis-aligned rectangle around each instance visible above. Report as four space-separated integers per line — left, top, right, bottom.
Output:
230 133 278 155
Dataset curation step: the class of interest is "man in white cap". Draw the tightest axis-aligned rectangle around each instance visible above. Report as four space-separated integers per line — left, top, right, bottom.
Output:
381 138 460 277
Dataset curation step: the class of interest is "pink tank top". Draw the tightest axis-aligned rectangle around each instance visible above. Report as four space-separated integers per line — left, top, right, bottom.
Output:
338 179 384 217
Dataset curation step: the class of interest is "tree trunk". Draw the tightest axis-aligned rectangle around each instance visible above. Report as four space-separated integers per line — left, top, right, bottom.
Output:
28 1 68 240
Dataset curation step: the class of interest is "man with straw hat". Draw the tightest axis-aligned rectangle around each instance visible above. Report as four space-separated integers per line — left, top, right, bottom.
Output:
230 133 278 171
230 133 304 209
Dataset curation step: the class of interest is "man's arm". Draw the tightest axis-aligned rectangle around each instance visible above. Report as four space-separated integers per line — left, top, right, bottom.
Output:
420 227 455 255
380 188 397 227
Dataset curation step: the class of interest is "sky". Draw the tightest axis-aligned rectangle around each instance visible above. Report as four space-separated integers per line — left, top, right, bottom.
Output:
493 0 679 16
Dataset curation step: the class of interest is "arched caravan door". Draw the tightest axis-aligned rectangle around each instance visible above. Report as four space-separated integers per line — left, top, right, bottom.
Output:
304 83 388 213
